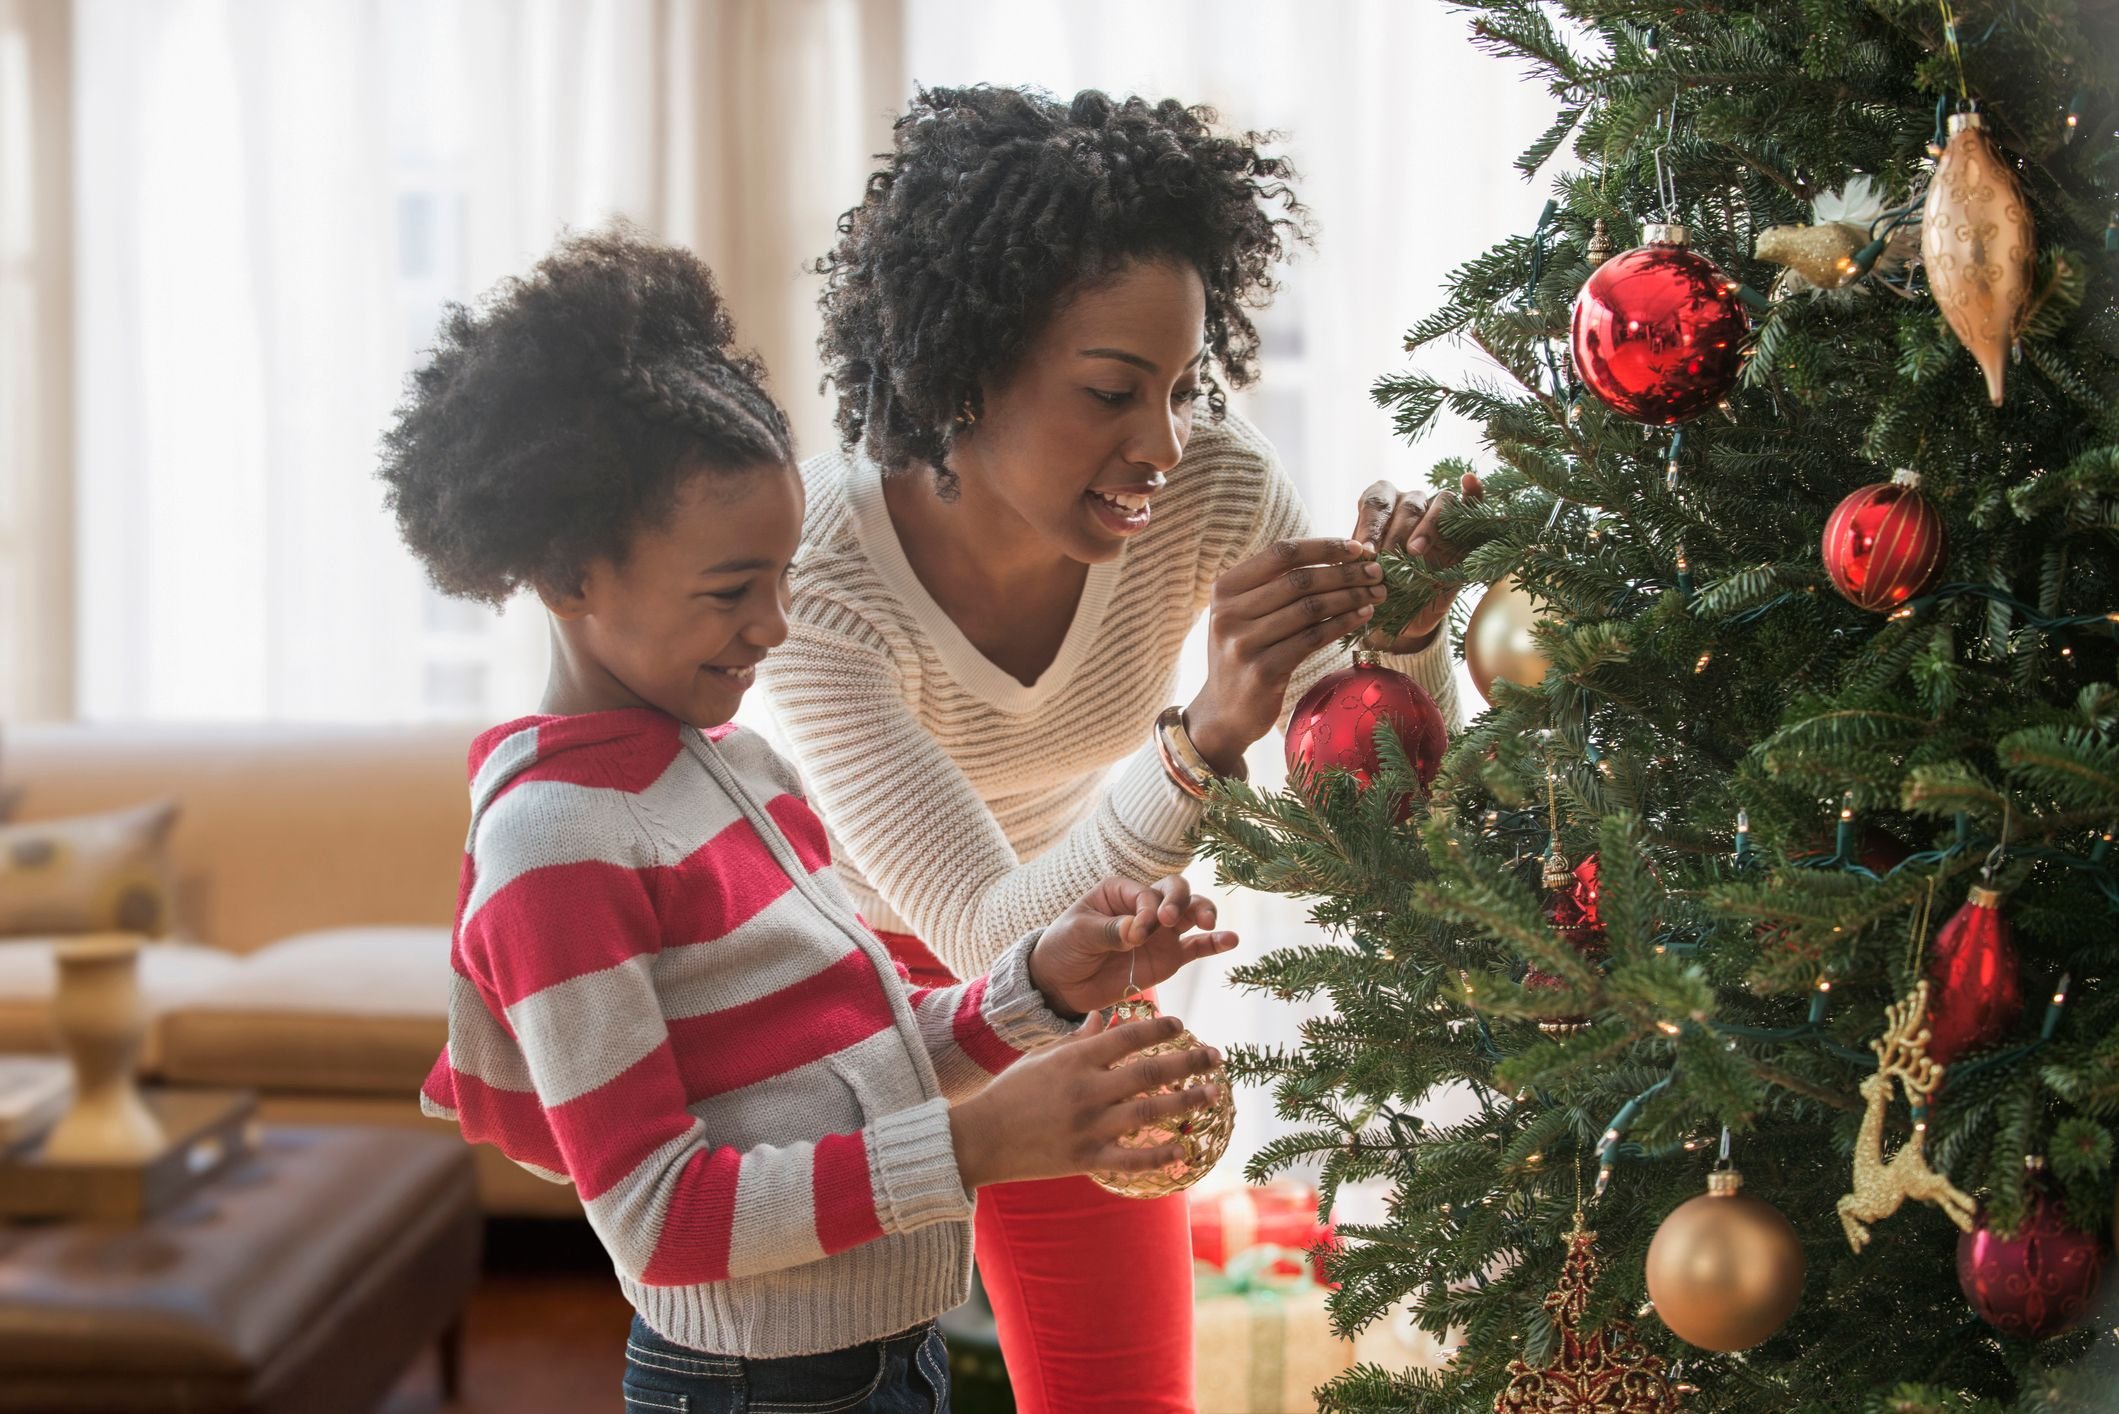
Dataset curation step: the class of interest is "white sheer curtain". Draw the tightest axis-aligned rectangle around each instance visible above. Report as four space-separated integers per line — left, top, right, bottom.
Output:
0 0 74 721
71 0 902 722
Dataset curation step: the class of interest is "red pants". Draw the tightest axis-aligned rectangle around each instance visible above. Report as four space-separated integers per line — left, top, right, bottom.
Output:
881 931 1196 1414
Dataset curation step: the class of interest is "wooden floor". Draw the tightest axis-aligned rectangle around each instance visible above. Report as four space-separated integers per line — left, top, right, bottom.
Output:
381 1218 635 1414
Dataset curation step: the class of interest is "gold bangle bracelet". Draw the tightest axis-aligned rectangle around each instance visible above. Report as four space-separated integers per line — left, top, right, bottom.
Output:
1154 705 1216 801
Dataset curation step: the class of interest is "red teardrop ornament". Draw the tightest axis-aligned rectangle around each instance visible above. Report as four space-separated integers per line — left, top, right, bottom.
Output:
1957 1187 2108 1341
1821 469 1946 612
1569 224 1748 425
1284 655 1447 821
1923 885 2023 1068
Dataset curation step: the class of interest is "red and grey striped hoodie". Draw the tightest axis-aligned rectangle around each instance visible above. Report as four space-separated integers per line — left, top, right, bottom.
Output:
420 707 1075 1357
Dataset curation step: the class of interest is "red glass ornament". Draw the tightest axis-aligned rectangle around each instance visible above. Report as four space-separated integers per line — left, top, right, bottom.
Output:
1284 655 1447 819
1924 885 2024 1068
1957 1188 2108 1340
1570 224 1748 425
1822 469 1946 611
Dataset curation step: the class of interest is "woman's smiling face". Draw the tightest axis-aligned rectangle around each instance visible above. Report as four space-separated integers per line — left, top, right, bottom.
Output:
946 258 1208 564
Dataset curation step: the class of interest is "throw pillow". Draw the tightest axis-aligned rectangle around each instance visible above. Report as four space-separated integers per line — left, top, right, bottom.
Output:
0 801 180 937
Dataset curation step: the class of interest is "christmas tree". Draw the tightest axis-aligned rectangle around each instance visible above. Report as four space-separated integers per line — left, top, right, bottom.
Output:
1197 3 2119 1409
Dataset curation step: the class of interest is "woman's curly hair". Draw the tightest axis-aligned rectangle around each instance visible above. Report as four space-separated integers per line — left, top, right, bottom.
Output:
814 86 1310 489
379 223 793 607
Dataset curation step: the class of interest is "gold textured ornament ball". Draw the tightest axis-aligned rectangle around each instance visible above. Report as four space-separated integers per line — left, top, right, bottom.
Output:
1921 111 2036 406
1088 993 1234 1199
1464 575 1552 705
1646 1168 1805 1352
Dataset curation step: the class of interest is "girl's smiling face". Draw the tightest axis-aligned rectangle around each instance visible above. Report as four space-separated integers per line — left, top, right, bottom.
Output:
542 460 804 729
946 258 1208 564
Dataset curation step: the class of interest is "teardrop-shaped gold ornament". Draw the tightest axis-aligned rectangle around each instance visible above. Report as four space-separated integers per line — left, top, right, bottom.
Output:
1920 112 2036 406
1087 990 1234 1199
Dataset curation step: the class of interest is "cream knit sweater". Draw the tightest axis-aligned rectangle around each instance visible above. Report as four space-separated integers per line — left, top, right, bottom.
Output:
760 412 1462 980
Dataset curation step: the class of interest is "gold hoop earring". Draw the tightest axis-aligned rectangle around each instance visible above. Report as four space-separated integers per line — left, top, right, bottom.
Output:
954 399 978 429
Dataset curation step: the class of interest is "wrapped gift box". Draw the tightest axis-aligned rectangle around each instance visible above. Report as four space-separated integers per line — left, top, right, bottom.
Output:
1189 1180 1338 1284
1192 1253 1356 1414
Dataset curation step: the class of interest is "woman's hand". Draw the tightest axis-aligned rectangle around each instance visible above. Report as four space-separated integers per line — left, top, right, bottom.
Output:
948 1009 1224 1190
1350 472 1485 652
1029 874 1235 1019
1186 537 1386 774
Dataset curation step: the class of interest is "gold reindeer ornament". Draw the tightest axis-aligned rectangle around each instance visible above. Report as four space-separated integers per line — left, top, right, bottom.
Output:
1837 981 1978 1252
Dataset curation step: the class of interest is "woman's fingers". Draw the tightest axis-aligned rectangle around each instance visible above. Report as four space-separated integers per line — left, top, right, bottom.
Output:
1148 874 1191 930
1351 481 1397 549
1406 475 1481 559
1404 490 1458 561
1217 555 1381 627
1216 537 1370 598
1123 928 1238 991
1236 583 1386 654
1378 490 1428 557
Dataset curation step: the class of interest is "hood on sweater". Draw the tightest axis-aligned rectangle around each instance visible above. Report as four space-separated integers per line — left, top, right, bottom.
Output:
465 707 733 823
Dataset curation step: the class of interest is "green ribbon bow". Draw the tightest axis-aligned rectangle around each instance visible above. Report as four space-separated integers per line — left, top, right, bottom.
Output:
1194 1243 1312 1302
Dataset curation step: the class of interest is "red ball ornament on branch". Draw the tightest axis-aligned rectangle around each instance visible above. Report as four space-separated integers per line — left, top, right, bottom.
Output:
1570 223 1749 425
1284 652 1447 820
1957 1186 2108 1341
1923 884 2024 1069
1821 469 1945 612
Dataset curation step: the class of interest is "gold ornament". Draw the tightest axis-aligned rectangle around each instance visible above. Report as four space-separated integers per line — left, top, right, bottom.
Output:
1087 990 1234 1199
1496 1210 1678 1413
1921 112 2036 406
1586 217 1613 268
1754 176 1920 294
1465 576 1553 706
1755 221 1871 289
1645 1165 1805 1352
1836 980 1978 1251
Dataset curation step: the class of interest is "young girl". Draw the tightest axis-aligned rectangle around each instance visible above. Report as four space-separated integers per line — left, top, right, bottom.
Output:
382 225 1234 1413
764 87 1478 1412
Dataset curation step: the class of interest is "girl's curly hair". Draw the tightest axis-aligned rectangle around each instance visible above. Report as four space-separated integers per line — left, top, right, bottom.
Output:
379 223 793 606
814 85 1310 490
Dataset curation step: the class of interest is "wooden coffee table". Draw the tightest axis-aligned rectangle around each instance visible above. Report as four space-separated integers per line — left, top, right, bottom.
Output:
0 1124 481 1412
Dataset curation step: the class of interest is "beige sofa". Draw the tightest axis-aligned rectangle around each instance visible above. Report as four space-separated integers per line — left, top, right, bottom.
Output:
3 723 578 1216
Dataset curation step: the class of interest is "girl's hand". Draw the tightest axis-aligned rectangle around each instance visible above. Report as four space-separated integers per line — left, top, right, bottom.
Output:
1029 874 1236 1018
947 1008 1225 1190
1350 472 1485 652
1186 537 1385 773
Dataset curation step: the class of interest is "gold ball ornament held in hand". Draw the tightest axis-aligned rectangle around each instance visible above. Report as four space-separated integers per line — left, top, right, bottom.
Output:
1088 991 1234 1199
1921 111 2036 406
1645 1167 1805 1352
1464 576 1552 706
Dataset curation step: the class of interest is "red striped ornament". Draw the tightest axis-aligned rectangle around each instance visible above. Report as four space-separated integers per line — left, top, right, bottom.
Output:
1821 469 1945 612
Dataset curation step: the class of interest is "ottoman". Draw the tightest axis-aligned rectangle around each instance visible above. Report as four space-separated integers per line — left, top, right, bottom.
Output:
0 1125 481 1412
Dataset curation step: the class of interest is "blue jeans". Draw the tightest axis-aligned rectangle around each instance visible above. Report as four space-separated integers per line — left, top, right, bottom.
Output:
622 1314 950 1414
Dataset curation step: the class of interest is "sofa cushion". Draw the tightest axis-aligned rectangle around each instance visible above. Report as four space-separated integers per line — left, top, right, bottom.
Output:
159 927 451 1096
0 937 240 1069
0 801 179 938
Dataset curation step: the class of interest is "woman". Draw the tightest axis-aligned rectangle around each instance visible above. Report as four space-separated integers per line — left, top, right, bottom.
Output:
761 87 1474 1413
